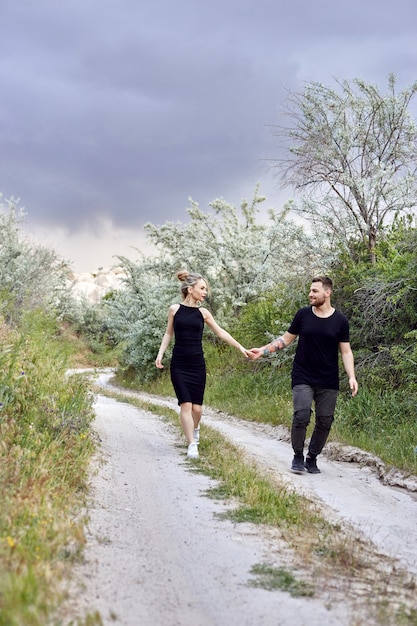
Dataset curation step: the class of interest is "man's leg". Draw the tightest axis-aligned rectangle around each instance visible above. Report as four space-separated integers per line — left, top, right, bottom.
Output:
305 388 338 473
291 385 313 472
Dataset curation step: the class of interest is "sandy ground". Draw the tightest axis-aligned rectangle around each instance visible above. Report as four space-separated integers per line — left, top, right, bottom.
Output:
64 370 417 626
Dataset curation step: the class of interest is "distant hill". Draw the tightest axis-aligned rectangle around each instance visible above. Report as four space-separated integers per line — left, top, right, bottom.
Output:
68 267 126 304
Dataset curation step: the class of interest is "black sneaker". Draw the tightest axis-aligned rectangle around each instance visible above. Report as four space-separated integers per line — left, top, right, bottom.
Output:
304 456 321 474
291 455 306 474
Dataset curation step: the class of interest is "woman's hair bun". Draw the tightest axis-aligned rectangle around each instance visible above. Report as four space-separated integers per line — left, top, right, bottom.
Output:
176 269 189 282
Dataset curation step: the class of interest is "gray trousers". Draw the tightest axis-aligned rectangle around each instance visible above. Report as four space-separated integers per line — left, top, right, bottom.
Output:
291 384 338 457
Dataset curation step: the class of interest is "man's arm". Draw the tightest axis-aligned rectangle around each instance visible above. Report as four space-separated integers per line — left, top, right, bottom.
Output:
339 341 358 396
249 331 297 360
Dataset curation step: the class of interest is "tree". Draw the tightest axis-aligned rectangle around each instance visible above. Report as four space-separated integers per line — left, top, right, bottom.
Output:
105 187 331 379
143 186 327 321
0 195 74 322
272 75 417 263
331 215 417 349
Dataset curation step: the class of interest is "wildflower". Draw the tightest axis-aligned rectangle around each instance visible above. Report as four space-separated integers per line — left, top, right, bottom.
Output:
7 536 15 548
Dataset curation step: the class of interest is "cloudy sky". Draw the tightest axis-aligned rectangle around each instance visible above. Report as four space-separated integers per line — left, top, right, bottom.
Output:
1 0 417 271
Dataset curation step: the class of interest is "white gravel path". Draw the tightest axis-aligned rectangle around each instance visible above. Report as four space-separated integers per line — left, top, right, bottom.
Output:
63 370 417 626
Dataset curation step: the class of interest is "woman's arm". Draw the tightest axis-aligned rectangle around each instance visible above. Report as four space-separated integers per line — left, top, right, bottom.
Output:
201 309 249 357
155 305 178 368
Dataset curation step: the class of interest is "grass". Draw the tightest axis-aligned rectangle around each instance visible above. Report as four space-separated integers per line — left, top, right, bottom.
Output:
248 563 314 596
59 321 118 370
334 388 417 472
199 430 320 528
0 312 98 626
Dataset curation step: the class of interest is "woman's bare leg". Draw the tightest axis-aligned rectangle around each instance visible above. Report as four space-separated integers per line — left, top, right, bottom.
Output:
192 404 202 429
179 402 195 443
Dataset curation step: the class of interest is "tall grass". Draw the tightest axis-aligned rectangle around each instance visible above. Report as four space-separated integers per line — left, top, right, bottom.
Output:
204 343 293 425
0 311 96 626
334 387 417 472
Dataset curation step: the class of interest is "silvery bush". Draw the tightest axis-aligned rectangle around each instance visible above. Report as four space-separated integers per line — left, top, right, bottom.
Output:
104 187 331 379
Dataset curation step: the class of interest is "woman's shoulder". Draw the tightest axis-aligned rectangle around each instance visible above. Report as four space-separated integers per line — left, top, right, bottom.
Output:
198 306 211 320
169 303 181 315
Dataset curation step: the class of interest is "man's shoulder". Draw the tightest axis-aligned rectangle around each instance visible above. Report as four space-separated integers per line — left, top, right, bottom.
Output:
333 308 349 321
289 306 311 328
295 306 312 316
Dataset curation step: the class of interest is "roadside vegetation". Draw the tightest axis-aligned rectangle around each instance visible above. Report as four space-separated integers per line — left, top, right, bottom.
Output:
0 311 96 626
0 200 98 626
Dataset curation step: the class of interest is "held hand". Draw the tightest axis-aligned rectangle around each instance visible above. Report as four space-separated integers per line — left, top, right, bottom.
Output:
248 348 263 360
238 345 250 358
349 377 358 397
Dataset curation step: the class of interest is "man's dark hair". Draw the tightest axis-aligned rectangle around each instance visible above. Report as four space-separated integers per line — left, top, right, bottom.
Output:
312 275 333 292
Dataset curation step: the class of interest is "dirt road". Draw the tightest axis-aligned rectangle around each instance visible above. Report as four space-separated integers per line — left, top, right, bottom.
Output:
65 370 417 626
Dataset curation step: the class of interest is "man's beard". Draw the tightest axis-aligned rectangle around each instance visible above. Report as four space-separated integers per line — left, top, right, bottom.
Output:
311 296 325 306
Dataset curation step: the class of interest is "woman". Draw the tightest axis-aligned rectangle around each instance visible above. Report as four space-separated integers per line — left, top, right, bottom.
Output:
156 270 249 459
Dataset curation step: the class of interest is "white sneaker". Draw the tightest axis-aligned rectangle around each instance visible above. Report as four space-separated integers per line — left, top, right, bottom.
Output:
187 442 199 459
193 427 200 444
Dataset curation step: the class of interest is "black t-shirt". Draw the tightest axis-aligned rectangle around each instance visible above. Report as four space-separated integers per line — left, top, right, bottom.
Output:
288 306 350 390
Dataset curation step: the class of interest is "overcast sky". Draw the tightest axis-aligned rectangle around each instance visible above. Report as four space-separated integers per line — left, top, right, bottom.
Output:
1 0 417 271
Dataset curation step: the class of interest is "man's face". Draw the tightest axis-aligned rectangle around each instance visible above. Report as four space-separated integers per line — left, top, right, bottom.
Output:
309 281 328 307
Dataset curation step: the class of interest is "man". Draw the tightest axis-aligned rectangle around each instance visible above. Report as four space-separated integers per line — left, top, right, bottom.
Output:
249 276 358 474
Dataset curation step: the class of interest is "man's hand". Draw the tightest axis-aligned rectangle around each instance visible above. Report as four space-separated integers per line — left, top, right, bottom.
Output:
248 348 264 360
349 377 358 397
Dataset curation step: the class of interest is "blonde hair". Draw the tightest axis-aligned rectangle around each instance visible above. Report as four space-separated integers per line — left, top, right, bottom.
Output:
176 269 206 300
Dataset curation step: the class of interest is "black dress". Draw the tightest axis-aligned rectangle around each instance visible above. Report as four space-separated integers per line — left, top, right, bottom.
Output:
170 304 206 405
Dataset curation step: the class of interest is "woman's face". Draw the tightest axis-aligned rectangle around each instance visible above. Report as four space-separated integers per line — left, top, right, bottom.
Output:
189 279 207 303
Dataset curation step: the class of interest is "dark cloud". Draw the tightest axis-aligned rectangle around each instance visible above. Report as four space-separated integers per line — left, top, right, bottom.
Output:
1 0 417 237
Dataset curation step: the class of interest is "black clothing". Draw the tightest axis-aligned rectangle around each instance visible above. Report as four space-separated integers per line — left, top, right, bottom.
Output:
288 306 350 390
291 385 338 456
170 304 206 405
